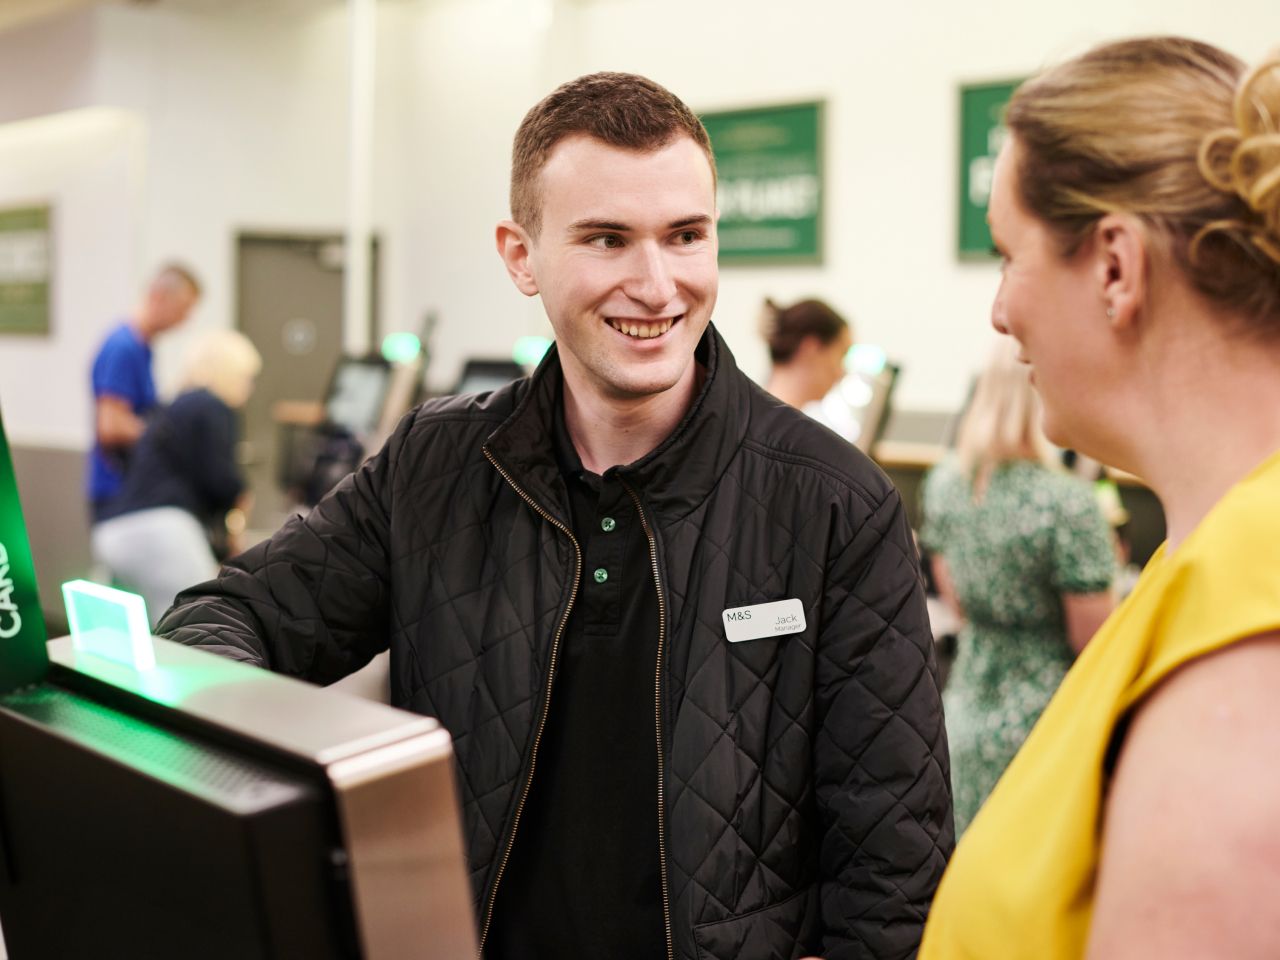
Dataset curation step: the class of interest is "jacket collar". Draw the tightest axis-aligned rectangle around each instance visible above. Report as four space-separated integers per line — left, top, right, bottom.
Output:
483 323 752 526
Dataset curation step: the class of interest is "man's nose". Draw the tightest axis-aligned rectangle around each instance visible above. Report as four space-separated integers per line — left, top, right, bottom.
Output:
625 243 678 311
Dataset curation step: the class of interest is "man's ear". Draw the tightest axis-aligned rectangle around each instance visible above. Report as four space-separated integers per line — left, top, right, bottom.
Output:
496 220 539 297
1094 213 1147 330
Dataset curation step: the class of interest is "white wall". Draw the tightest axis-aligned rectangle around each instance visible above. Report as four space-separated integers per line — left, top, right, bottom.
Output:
0 8 97 126
550 0 1280 410
91 2 361 393
2 0 1279 447
0 107 146 448
394 0 564 389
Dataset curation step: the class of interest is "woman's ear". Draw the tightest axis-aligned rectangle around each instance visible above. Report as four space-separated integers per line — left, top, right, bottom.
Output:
1094 213 1148 330
496 220 540 297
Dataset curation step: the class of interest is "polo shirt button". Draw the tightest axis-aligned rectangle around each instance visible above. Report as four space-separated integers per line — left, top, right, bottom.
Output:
593 567 609 584
600 517 616 532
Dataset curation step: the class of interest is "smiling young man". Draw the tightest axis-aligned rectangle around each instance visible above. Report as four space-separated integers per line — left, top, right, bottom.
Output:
160 73 952 960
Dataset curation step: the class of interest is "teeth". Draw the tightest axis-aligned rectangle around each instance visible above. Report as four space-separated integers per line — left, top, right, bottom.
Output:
609 318 676 339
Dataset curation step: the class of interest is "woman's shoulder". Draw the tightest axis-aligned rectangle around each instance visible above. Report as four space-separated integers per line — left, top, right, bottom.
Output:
1122 451 1280 709
1000 461 1100 513
924 454 966 489
1173 449 1280 574
922 455 971 508
167 388 231 420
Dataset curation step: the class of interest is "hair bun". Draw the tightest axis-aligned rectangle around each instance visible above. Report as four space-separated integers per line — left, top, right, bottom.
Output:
758 297 783 338
1197 56 1280 265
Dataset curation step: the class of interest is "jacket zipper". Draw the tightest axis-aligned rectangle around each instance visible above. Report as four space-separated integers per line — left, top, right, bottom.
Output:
477 447 582 957
622 481 674 960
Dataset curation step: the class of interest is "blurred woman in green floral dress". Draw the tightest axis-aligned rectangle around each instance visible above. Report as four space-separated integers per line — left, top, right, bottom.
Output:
922 339 1115 835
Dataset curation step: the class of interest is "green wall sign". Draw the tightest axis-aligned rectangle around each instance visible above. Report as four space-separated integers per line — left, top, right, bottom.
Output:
0 204 52 335
0 406 49 691
701 101 823 265
958 80 1022 259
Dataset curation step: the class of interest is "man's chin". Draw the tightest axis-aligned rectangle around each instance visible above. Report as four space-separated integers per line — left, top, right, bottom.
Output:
595 360 697 403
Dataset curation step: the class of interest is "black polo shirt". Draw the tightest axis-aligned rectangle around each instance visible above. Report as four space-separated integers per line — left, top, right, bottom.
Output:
485 405 665 959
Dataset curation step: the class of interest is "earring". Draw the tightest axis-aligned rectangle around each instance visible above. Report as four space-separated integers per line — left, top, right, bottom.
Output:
1105 306 1116 319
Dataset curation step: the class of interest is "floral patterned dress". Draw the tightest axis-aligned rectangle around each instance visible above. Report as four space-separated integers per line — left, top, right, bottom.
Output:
921 458 1114 835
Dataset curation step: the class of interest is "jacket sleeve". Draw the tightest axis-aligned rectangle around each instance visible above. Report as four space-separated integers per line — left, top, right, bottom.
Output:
815 486 954 959
155 411 410 684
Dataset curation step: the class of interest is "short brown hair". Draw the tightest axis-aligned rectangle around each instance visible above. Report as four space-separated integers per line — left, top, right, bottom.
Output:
509 72 716 236
1006 37 1280 337
154 261 202 299
760 297 850 364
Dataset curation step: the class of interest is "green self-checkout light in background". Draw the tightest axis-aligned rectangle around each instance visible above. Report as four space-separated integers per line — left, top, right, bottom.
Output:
513 336 553 368
0 404 49 692
381 331 422 364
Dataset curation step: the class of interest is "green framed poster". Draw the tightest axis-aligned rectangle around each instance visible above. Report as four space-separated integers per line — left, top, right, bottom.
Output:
0 205 52 335
958 80 1022 259
701 101 823 265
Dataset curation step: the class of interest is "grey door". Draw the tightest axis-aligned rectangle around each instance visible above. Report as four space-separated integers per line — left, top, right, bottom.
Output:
235 233 377 533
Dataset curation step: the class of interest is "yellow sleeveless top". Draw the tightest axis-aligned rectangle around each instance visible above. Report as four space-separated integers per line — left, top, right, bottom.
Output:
920 449 1280 959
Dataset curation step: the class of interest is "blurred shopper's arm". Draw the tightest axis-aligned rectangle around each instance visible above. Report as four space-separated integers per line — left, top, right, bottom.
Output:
154 411 409 681
95 394 146 448
816 489 953 960
929 554 964 621
1062 591 1113 655
1086 631 1280 959
918 462 963 626
1052 479 1117 656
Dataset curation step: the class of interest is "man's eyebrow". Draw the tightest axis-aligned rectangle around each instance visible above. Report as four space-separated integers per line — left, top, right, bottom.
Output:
566 214 714 233
567 218 630 232
669 214 713 230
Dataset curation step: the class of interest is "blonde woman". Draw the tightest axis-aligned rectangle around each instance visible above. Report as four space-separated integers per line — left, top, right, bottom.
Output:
92 329 261 624
921 337 1114 835
921 38 1280 958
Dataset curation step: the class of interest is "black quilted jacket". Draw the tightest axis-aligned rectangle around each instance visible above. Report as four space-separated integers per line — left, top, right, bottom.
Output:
160 324 953 960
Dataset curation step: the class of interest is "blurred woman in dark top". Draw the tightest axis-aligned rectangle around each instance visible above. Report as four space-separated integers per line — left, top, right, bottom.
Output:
92 329 261 625
760 297 853 409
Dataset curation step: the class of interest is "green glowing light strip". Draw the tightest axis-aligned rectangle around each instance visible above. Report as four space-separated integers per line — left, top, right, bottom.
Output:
0 404 49 691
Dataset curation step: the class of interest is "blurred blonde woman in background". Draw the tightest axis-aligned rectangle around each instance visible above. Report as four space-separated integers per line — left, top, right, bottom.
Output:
760 297 852 409
922 38 1280 958
921 337 1114 836
92 329 261 625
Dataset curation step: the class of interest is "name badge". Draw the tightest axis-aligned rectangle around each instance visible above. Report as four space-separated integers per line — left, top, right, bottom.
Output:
722 598 807 643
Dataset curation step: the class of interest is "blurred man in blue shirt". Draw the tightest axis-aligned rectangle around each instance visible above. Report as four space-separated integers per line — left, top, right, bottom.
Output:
87 263 200 521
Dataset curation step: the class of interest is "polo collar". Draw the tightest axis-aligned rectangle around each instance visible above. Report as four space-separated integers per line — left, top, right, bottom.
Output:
483 323 751 527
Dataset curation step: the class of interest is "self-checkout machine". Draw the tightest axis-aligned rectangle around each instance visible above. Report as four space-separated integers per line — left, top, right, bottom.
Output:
0 407 477 959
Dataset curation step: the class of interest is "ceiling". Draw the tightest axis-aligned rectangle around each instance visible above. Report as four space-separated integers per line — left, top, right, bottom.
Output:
0 0 97 34
0 0 357 36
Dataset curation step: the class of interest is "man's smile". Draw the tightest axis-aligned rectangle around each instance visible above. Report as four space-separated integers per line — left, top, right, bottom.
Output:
606 315 681 339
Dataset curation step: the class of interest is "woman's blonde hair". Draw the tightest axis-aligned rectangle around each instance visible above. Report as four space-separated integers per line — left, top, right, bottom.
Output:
955 338 1054 495
1006 37 1280 337
181 329 262 408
